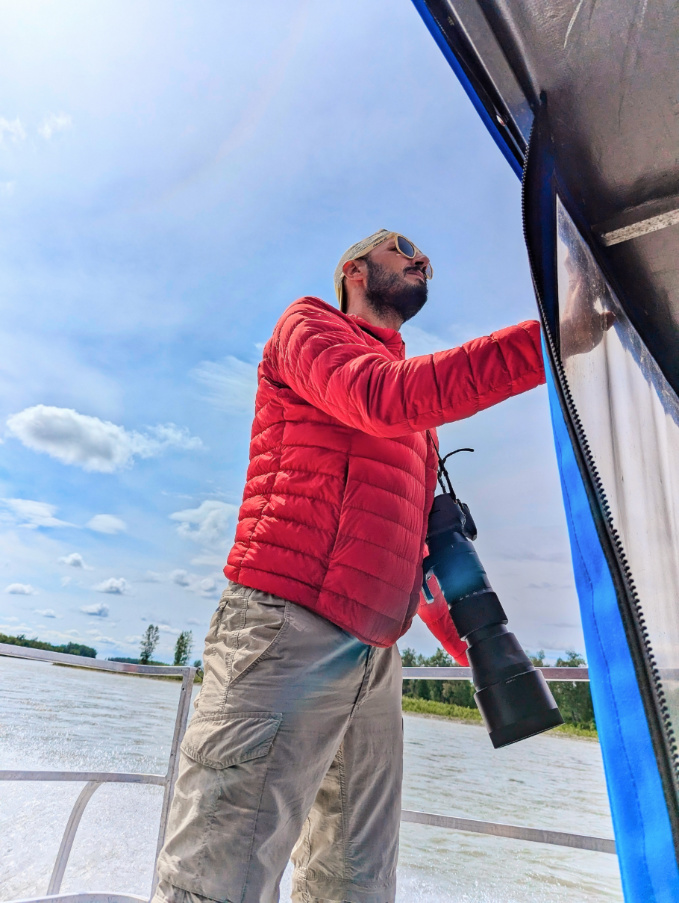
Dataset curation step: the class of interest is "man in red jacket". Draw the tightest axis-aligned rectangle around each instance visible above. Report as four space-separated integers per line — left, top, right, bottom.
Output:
153 230 545 903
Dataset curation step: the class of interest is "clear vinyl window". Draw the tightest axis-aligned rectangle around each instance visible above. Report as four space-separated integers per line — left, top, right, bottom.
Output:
557 197 679 736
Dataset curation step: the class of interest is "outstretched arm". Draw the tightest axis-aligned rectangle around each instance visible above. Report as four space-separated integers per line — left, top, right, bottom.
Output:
268 298 545 438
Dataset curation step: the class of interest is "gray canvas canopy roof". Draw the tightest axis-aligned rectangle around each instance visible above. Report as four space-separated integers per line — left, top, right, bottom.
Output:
420 0 679 391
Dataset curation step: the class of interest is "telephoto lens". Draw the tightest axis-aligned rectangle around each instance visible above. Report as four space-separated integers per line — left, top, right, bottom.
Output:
422 491 563 748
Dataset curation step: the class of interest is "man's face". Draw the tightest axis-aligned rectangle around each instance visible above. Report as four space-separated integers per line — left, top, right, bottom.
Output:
363 238 430 323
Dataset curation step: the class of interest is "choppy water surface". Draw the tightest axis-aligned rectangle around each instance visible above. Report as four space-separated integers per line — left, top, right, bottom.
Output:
0 656 622 902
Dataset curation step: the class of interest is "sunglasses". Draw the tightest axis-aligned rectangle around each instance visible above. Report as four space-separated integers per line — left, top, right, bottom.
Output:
390 234 434 279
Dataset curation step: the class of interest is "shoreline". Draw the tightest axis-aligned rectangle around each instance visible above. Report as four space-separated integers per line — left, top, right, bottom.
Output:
402 697 599 741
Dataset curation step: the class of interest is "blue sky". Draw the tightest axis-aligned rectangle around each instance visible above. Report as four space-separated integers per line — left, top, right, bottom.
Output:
0 0 584 663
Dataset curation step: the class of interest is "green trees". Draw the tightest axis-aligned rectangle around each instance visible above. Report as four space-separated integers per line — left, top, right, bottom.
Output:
401 647 477 708
61 642 97 658
556 650 586 667
139 624 160 664
401 645 596 730
173 630 193 666
551 650 595 729
0 632 97 658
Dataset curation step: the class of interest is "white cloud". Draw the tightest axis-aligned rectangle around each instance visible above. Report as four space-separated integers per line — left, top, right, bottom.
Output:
170 569 191 587
6 405 202 473
191 356 258 415
170 499 237 549
59 552 90 568
81 602 110 617
94 577 129 595
0 181 15 197
0 621 32 636
1 498 74 529
186 618 201 625
35 608 57 618
158 623 181 635
140 570 163 582
5 583 37 595
145 423 203 449
0 117 26 144
168 568 220 596
87 514 127 534
38 112 72 140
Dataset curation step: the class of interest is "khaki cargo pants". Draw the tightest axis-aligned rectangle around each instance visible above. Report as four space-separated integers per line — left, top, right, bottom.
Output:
153 582 403 903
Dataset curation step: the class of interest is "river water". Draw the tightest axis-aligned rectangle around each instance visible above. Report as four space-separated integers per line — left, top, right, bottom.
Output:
0 657 623 902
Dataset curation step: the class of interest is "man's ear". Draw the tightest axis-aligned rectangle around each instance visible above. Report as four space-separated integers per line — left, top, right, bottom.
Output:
342 258 367 284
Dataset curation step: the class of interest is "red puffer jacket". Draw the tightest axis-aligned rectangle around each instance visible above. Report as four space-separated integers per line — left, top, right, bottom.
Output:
225 297 545 651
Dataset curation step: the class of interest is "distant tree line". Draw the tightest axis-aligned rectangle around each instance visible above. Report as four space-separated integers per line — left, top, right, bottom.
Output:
1 625 202 674
401 646 595 730
0 632 97 658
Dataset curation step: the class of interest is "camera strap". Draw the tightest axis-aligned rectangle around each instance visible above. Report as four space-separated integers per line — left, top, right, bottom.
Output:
425 429 473 498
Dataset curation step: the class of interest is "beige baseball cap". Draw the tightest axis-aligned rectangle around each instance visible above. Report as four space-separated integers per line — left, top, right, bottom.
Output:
333 229 393 313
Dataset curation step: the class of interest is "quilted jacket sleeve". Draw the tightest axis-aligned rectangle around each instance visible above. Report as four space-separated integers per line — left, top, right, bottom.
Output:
418 578 469 666
268 298 545 437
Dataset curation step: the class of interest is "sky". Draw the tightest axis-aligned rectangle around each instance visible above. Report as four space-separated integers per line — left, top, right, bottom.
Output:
0 0 586 664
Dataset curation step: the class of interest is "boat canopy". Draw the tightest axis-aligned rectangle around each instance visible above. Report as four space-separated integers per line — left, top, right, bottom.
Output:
411 2 679 901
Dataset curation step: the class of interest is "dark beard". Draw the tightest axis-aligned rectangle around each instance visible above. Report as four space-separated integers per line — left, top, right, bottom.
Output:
364 257 428 323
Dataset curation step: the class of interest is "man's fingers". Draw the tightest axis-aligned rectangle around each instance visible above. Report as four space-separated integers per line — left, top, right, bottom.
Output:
601 310 616 331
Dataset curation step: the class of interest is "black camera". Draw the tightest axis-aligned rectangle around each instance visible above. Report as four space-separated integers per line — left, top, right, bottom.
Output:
423 482 563 749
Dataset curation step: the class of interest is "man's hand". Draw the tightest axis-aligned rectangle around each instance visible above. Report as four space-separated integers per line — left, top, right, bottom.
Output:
560 263 616 358
417 576 468 666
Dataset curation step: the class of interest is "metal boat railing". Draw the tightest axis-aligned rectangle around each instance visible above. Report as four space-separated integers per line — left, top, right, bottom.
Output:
0 643 614 903
401 665 615 856
0 643 195 903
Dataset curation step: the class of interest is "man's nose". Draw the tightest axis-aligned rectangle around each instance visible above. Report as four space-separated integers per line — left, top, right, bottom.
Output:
413 251 431 271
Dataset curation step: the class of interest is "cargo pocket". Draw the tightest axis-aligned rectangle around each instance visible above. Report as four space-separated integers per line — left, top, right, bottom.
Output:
158 712 283 903
180 711 282 767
